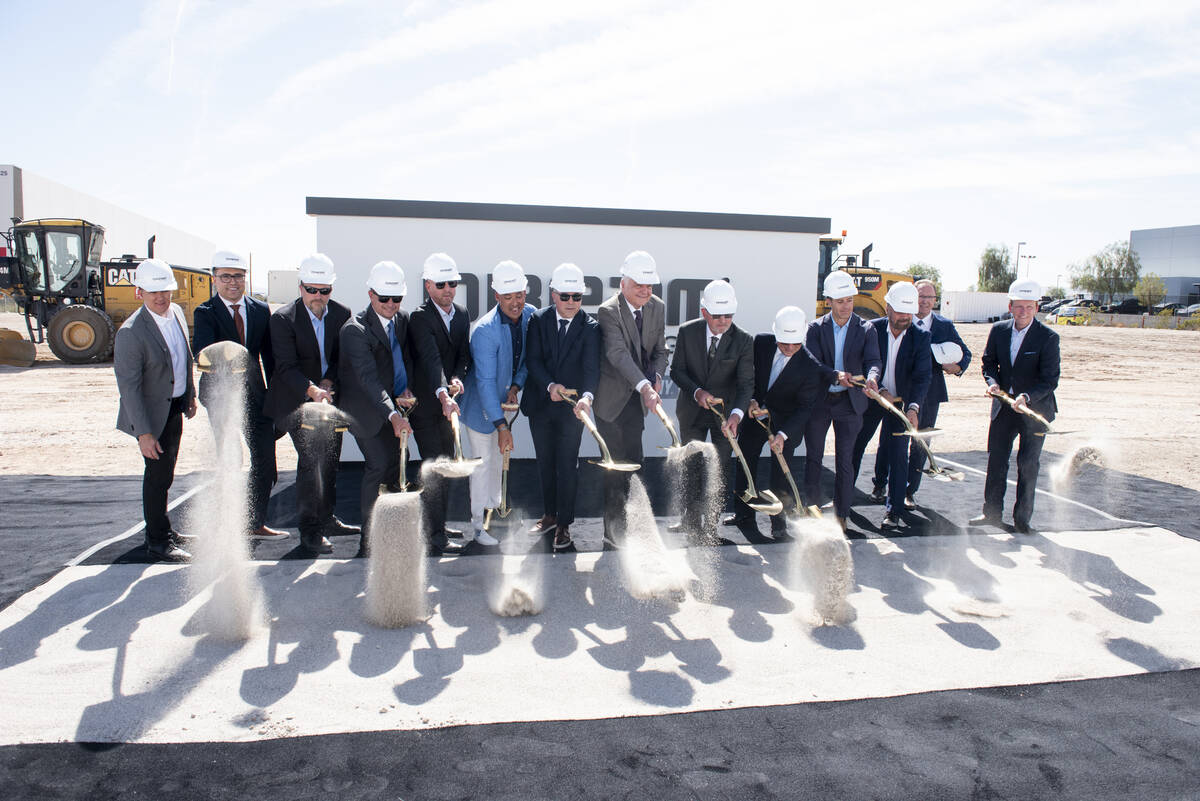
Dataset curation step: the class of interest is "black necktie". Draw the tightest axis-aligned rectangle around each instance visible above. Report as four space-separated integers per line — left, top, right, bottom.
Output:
558 318 569 340
634 307 643 335
707 335 718 364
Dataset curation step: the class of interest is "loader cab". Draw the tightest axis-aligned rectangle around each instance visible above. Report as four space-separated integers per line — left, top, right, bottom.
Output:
10 219 106 303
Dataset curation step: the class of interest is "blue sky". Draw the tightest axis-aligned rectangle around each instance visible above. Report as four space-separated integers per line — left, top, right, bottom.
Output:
7 0 1199 292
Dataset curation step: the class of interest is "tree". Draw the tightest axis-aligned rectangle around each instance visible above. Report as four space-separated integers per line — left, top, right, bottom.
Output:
977 244 1015 293
1070 241 1142 304
906 262 942 297
1134 272 1166 308
1047 284 1067 300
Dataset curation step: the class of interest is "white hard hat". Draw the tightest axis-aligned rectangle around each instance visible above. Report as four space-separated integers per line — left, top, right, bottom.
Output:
772 306 807 344
210 250 247 272
621 250 660 285
134 258 177 292
491 260 528 294
1008 278 1041 301
700 279 737 315
885 282 919 314
368 261 407 296
550 263 586 293
422 252 461 282
932 341 964 365
823 270 857 300
298 253 336 284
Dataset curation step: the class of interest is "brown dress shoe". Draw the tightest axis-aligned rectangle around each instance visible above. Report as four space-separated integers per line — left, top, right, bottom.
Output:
552 525 574 551
529 515 557 534
251 524 290 540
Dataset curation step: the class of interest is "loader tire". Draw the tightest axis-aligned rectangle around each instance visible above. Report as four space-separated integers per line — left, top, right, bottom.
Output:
47 305 115 363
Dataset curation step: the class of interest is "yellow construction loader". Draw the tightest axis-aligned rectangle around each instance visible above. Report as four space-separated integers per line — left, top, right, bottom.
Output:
0 218 211 366
816 233 913 320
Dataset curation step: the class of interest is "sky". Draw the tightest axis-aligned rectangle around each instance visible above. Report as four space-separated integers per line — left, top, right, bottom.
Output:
6 0 1199 293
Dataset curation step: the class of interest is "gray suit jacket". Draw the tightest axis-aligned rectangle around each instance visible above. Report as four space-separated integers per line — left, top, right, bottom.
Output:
669 317 754 433
594 292 667 422
114 304 195 439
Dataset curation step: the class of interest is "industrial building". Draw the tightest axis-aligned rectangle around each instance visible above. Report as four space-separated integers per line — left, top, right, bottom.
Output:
1129 224 1200 305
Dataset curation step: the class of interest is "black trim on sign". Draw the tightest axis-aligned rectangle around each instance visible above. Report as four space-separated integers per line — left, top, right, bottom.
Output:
305 197 830 234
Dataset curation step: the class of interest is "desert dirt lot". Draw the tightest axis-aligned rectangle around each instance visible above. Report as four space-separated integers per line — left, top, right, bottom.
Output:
1 312 1197 492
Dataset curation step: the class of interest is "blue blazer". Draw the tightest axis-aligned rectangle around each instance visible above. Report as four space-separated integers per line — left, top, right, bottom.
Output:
923 313 971 406
981 318 1059 421
868 317 932 412
192 294 273 406
459 303 535 434
805 313 882 415
520 306 600 419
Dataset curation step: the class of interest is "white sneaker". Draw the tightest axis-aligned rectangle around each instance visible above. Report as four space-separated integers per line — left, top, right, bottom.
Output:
473 529 500 546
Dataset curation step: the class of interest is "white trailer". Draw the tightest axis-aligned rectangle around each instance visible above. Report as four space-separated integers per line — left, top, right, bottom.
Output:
941 291 1011 323
267 269 299 304
308 197 829 459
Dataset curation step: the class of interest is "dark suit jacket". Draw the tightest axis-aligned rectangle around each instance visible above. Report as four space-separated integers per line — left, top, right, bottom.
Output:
407 298 471 428
919 313 971 406
114 304 195 439
339 308 414 438
262 298 351 427
981 318 1060 421
750 334 839 442
594 293 668 422
805 313 883 415
669 318 754 432
520 306 601 418
192 294 273 407
868 317 932 412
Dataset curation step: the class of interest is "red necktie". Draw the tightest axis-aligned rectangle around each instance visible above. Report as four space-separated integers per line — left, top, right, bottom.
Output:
232 303 245 344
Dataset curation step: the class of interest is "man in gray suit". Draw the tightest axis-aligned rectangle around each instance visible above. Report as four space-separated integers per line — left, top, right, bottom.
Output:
594 250 668 548
668 279 753 541
114 259 198 562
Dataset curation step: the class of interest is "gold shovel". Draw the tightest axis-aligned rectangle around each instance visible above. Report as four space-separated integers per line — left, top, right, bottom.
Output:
850 376 965 482
710 399 783 515
558 389 640 471
990 389 1061 436
380 396 419 494
196 340 250 375
496 402 521 517
652 402 683 449
750 406 821 517
446 385 483 472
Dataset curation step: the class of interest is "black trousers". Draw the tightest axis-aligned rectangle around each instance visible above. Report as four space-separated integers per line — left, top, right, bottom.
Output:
678 415 733 531
595 394 645 542
355 426 401 541
734 417 797 528
209 399 278 529
803 392 862 519
852 399 909 513
287 422 342 538
529 407 585 526
984 405 1046 527
412 414 455 536
143 396 186 542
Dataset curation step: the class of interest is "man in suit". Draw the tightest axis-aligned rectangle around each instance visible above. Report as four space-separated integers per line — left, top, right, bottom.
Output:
262 253 354 556
114 259 197 562
731 306 839 539
521 264 601 551
594 250 668 548
339 261 417 558
850 282 932 530
668 279 754 541
970 278 1060 534
803 270 882 533
458 260 535 546
891 279 971 506
407 252 473 547
192 249 286 540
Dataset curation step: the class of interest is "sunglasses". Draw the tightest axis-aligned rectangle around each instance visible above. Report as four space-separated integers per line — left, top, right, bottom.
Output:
376 295 404 304
709 313 733 320
302 285 332 295
557 293 583 302
434 281 458 289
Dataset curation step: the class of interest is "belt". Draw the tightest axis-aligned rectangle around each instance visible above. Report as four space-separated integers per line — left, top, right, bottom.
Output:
827 390 850 402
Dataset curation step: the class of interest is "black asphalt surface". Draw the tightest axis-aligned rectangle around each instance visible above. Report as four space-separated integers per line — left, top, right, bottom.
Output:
2 453 1197 800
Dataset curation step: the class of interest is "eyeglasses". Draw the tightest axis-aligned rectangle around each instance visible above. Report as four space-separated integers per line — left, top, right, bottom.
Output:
557 293 583 302
215 273 246 283
377 295 404 304
918 295 938 301
710 313 733 320
302 285 332 295
434 281 458 289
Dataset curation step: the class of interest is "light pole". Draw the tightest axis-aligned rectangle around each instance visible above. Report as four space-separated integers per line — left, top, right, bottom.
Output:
1014 241 1026 278
1020 253 1037 277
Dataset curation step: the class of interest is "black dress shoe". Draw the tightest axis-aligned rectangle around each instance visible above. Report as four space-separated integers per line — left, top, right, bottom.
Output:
868 485 887 503
723 513 753 527
430 535 465 555
326 517 361 536
529 515 557 534
300 535 334 555
904 495 917 510
169 529 198 546
968 513 1000 527
553 525 574 552
443 526 464 538
146 538 191 562
880 512 902 530
1013 521 1037 535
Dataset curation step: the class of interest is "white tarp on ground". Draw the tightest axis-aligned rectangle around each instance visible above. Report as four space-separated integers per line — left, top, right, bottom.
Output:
0 526 1196 744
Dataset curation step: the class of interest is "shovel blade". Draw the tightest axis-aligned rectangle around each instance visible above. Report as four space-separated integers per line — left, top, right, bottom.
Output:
742 489 783 516
588 459 641 472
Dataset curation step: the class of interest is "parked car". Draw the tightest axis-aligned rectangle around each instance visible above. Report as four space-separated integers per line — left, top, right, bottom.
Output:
1177 303 1200 317
1041 298 1070 312
1153 302 1186 315
1100 298 1147 314
1054 304 1091 318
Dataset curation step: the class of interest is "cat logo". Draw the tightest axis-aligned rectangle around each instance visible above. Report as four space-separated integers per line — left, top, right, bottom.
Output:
106 267 137 286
